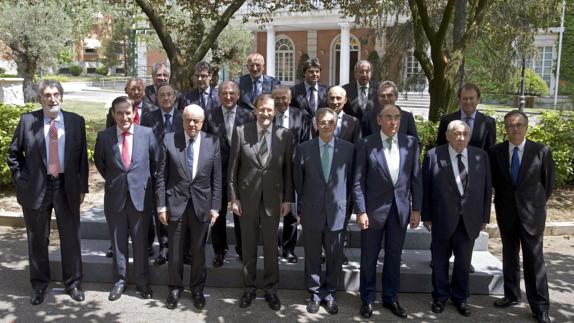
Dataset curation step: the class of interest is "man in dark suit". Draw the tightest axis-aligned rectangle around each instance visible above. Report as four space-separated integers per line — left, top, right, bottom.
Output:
422 120 491 317
271 84 311 263
228 94 294 311
362 80 418 138
325 86 361 143
203 81 255 268
143 62 184 109
106 78 158 128
290 57 328 117
140 83 183 265
342 60 378 122
156 104 222 310
236 53 281 110
182 61 221 112
7 80 88 305
436 83 496 151
94 96 161 301
294 108 353 315
354 104 422 319
490 110 555 323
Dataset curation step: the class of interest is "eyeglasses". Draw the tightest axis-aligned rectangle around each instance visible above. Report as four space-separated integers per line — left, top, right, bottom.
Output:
505 124 526 130
42 93 61 100
318 120 336 126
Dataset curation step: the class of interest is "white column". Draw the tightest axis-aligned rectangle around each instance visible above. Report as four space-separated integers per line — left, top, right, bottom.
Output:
266 25 276 78
339 23 351 85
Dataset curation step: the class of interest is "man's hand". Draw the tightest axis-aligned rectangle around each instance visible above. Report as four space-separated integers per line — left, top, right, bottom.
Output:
409 210 421 229
209 210 219 226
296 215 301 225
158 211 168 225
356 212 369 230
80 193 85 204
423 221 432 232
232 200 242 216
280 203 291 217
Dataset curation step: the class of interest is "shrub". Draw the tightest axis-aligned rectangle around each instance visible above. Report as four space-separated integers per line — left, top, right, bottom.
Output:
0 67 5 74
95 66 108 76
69 65 82 76
515 68 549 96
368 51 383 82
0 103 36 188
414 115 438 162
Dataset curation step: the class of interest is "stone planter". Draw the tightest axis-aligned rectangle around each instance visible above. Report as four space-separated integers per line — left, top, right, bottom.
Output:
512 95 536 109
0 78 24 105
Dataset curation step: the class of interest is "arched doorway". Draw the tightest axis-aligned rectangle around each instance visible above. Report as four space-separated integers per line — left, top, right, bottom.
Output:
330 35 360 85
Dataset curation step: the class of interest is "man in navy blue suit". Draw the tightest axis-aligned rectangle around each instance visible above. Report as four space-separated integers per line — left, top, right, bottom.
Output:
354 104 422 319
290 57 329 118
236 53 281 110
182 61 221 112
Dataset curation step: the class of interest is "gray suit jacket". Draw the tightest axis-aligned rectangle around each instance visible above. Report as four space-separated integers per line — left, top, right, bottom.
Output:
94 124 161 213
156 131 222 222
342 80 378 121
228 122 294 217
294 137 354 231
7 109 89 210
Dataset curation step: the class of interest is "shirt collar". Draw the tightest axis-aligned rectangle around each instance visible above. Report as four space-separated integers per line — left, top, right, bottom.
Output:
185 131 201 143
319 136 335 148
461 110 477 120
357 82 369 90
380 131 397 143
161 108 174 117
222 105 237 114
448 144 468 160
304 81 317 92
116 124 134 136
509 139 526 152
250 75 263 84
43 110 64 124
256 122 273 134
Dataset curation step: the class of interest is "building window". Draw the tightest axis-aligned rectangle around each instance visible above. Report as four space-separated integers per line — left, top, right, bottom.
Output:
84 48 96 54
115 67 125 74
275 37 295 84
405 50 422 79
530 46 553 89
86 67 97 74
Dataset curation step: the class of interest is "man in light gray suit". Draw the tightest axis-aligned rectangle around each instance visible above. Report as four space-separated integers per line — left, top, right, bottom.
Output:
294 108 354 315
228 93 294 311
94 96 161 301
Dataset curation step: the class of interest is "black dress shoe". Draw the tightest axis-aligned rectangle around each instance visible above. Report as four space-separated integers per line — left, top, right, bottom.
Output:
494 297 520 308
265 293 281 311
166 289 180 309
342 254 349 265
147 247 155 257
360 303 373 319
536 311 550 323
105 246 113 258
108 284 124 301
239 292 255 308
212 253 225 268
137 285 153 299
306 300 320 314
30 289 45 305
154 255 168 266
66 287 85 302
383 301 407 319
192 292 206 309
432 301 445 313
285 251 297 264
453 301 471 316
324 299 339 315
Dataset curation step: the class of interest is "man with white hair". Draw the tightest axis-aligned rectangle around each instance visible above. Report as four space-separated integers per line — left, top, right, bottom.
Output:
236 53 281 110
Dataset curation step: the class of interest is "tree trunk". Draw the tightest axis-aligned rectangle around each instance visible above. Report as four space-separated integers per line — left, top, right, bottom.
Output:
13 53 37 103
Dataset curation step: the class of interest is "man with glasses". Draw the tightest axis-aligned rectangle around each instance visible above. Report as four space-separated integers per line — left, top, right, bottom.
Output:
236 53 281 110
182 61 221 112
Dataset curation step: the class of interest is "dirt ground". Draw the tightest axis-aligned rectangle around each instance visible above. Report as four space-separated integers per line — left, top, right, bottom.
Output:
0 165 572 222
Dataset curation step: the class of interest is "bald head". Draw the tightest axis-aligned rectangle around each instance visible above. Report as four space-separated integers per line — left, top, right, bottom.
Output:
247 53 265 79
328 86 347 114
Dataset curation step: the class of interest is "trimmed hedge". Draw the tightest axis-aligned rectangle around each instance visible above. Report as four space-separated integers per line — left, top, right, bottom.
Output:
0 103 35 188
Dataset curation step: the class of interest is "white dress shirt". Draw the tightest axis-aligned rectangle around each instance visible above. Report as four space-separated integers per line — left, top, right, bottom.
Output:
380 132 400 185
448 145 468 196
276 108 290 129
116 124 134 161
508 139 526 171
185 131 201 180
44 111 65 172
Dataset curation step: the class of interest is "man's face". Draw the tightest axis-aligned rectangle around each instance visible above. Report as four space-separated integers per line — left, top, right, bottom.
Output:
153 66 170 88
39 86 62 117
459 88 479 116
272 89 291 114
183 110 204 138
157 86 176 112
247 56 265 79
328 88 347 114
219 84 239 110
113 101 134 131
304 67 321 85
255 99 276 129
125 80 144 103
317 112 336 139
447 124 470 153
377 86 397 106
377 105 401 137
355 63 372 86
194 68 212 91
505 115 528 145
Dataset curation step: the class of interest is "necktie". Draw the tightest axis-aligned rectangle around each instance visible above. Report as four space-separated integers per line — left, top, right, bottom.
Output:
133 104 140 125
511 146 520 185
199 91 206 109
360 86 368 110
121 131 131 170
308 87 317 113
187 138 195 179
386 137 393 152
457 153 467 194
464 116 473 134
321 143 331 182
225 110 234 142
164 114 172 133
48 120 61 176
259 130 268 164
335 115 342 137
276 113 284 127
252 80 260 103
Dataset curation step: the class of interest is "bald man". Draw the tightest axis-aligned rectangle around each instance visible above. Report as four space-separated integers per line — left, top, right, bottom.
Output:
235 53 281 110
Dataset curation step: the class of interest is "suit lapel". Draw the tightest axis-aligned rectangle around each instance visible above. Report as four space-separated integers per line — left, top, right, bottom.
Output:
371 136 392 183
498 141 513 184
397 134 408 186
191 133 208 183
174 131 190 179
34 111 48 169
62 111 72 171
438 146 459 195
471 112 484 143
110 128 124 170
129 126 142 171
517 140 534 187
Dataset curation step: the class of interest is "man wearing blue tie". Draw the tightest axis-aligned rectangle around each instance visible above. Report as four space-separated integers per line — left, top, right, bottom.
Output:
236 53 281 110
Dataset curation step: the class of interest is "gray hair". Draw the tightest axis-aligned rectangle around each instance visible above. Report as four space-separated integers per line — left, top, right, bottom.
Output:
151 62 170 76
183 104 205 121
446 120 470 135
272 84 291 96
378 80 399 98
354 60 372 72
37 79 63 97
316 107 337 121
218 80 239 94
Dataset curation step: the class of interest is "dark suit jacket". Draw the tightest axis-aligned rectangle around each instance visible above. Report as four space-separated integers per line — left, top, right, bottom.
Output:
421 144 492 240
143 84 184 110
94 125 161 213
290 82 329 117
140 108 183 142
436 110 496 150
275 107 311 155
236 74 281 110
228 122 294 217
490 140 555 236
337 113 361 144
342 81 378 121
294 137 354 231
181 87 221 112
362 106 419 139
105 101 157 129
7 110 89 210
156 131 222 222
353 133 422 229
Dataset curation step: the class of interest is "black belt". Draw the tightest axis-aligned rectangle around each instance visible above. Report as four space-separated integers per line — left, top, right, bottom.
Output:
47 173 64 180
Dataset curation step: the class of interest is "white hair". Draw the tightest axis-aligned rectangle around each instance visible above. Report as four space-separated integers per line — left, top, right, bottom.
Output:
183 104 205 121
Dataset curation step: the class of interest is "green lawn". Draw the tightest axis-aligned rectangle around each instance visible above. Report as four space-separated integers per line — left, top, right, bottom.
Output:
61 100 108 150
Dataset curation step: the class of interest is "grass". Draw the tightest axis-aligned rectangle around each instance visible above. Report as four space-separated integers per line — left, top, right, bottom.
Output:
61 100 108 150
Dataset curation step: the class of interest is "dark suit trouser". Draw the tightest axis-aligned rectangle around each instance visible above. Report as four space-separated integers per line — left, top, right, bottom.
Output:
22 178 82 291
360 201 407 304
281 210 298 252
431 217 474 303
106 194 150 288
168 201 209 293
240 201 280 294
151 208 168 252
211 186 242 256
499 209 549 313
303 225 344 302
